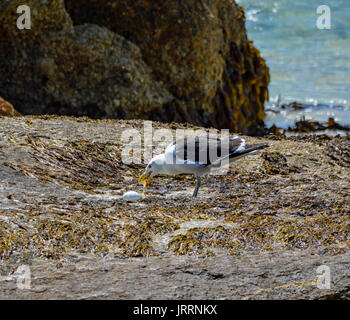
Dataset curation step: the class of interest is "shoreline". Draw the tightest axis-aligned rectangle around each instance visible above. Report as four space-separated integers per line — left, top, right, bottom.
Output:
265 101 350 137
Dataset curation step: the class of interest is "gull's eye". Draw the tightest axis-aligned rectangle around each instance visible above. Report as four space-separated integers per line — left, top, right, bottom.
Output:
149 165 152 169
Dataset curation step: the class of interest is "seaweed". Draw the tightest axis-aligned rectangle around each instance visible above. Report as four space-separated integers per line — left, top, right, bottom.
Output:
0 116 349 263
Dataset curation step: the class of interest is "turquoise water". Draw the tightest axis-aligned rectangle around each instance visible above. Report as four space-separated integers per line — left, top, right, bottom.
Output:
237 0 350 128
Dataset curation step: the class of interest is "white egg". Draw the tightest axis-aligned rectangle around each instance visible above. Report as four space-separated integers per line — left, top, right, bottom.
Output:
123 191 143 201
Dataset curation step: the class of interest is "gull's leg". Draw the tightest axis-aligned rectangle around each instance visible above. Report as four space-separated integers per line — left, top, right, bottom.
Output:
192 176 201 198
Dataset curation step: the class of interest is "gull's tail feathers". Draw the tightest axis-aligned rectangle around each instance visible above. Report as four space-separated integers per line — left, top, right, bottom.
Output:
231 143 270 158
210 142 269 168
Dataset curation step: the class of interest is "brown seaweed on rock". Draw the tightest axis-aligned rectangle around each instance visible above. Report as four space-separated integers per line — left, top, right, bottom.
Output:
0 116 349 262
0 116 349 299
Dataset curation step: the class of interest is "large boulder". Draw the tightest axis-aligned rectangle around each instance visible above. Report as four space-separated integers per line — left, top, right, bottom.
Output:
0 0 173 119
0 0 270 134
65 0 270 134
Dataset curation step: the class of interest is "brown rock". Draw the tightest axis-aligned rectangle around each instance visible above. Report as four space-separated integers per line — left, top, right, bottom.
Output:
0 0 270 134
65 0 270 134
0 0 173 119
0 96 21 116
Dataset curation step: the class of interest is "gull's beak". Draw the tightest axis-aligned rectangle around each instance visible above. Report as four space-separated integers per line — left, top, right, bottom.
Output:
138 172 152 188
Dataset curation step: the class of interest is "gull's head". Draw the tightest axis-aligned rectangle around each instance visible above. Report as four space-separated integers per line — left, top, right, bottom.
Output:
138 154 165 188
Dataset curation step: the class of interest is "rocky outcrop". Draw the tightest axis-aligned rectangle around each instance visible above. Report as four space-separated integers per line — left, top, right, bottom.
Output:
0 97 21 116
65 0 270 134
0 0 269 134
0 0 172 119
0 116 349 299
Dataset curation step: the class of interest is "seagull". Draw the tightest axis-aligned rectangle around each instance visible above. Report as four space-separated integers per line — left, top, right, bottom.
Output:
139 135 269 197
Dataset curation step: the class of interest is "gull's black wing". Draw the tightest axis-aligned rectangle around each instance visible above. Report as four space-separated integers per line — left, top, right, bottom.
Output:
169 135 245 166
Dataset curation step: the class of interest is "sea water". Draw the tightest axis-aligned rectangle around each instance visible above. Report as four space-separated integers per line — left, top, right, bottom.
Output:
236 0 350 129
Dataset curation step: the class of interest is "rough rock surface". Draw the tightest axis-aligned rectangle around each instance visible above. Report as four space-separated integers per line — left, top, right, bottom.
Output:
65 0 270 134
0 0 269 134
0 97 21 117
1 251 350 300
0 116 349 299
0 0 172 119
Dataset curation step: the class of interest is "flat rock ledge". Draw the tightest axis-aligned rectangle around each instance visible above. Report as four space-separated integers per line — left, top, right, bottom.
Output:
0 116 349 299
